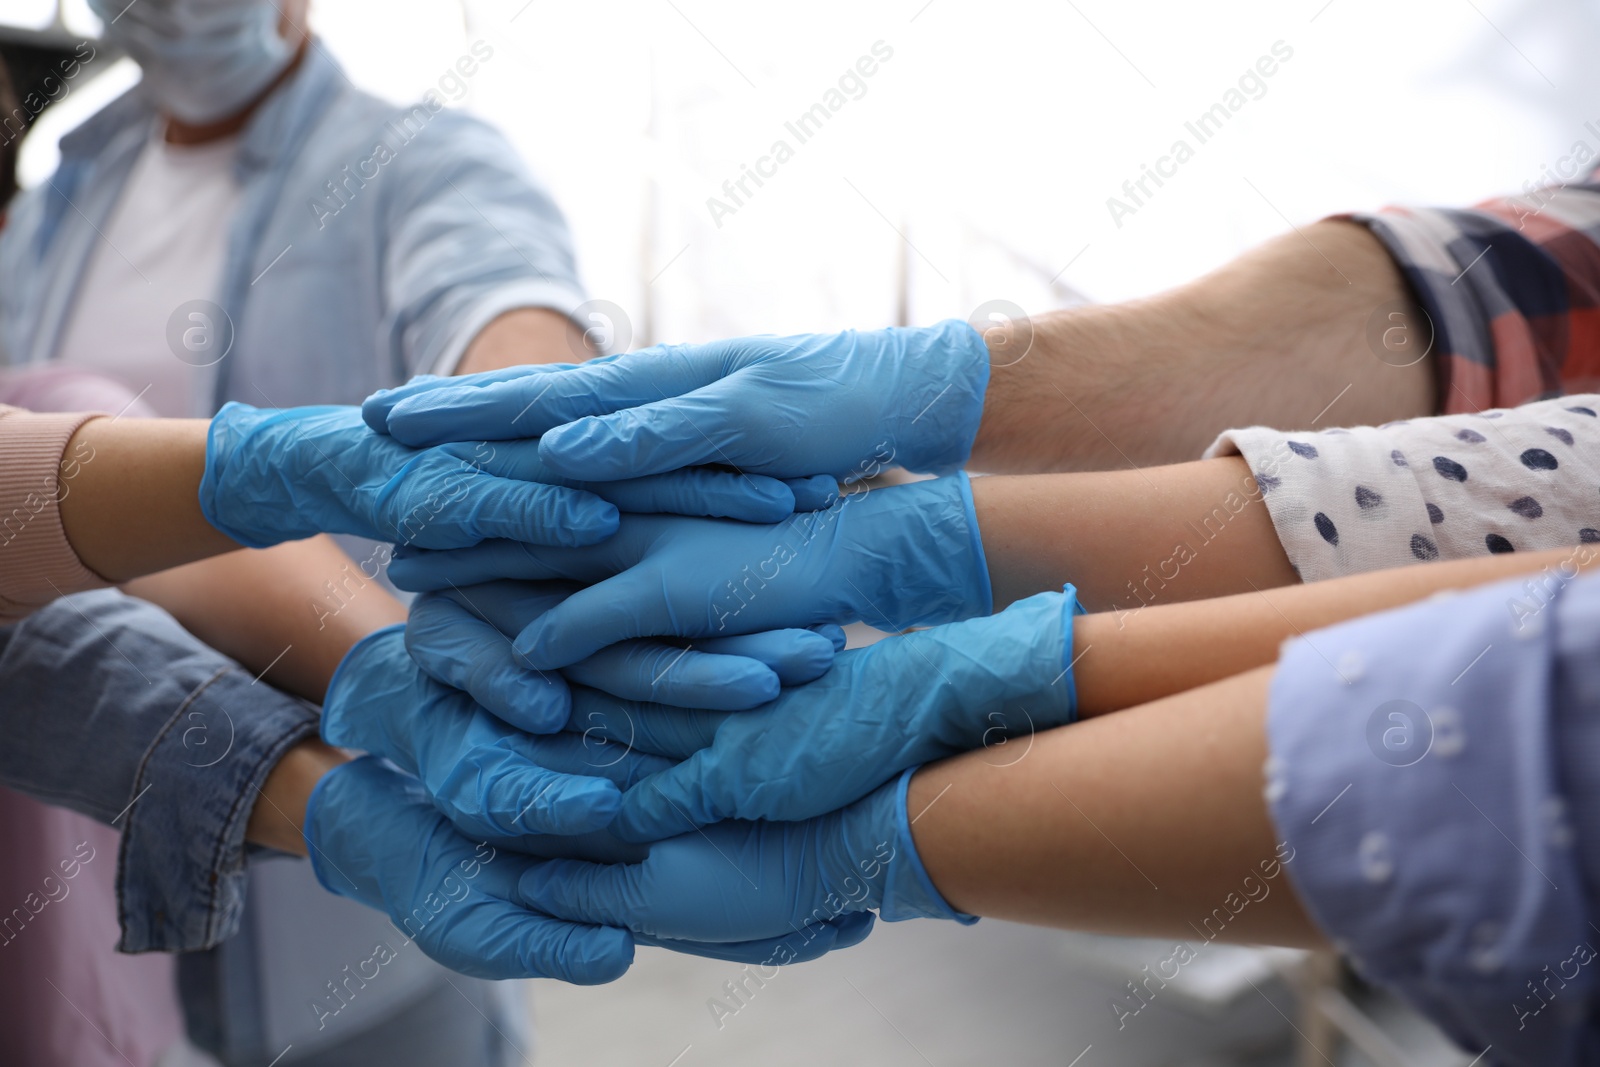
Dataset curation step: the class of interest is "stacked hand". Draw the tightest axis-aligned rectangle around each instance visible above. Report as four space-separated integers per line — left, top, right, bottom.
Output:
362 321 992 481
296 321 1059 979
303 756 877 982
199 401 824 549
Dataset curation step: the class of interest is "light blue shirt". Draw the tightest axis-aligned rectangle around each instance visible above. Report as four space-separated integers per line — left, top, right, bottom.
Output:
0 41 587 412
1267 567 1600 1066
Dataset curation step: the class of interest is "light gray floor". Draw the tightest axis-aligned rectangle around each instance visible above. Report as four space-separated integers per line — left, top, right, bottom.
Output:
526 919 1298 1067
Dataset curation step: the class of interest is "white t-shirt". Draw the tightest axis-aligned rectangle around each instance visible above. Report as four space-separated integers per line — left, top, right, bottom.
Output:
53 130 243 417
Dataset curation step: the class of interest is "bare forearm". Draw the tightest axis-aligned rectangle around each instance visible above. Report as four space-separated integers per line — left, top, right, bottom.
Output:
908 666 1321 947
125 535 406 703
457 307 593 374
1071 542 1596 717
58 417 239 581
971 221 1434 473
972 456 1298 611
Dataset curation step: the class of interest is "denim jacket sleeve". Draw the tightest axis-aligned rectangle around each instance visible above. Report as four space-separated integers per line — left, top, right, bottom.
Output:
0 589 320 953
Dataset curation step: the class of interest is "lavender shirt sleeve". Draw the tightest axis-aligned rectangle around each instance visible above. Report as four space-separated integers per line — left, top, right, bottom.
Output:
1265 565 1600 1065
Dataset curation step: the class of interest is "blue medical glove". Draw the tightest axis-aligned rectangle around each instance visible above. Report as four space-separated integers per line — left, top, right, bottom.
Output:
481 826 874 966
516 771 968 952
306 759 870 981
406 580 844 721
388 474 991 670
321 626 649 838
363 320 990 481
199 403 808 550
303 756 635 982
570 589 1080 842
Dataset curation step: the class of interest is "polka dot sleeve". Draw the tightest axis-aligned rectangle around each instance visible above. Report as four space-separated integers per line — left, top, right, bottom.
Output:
1203 395 1600 582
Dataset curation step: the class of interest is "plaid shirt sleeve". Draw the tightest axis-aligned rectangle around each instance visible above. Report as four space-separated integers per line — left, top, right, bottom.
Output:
1342 170 1600 412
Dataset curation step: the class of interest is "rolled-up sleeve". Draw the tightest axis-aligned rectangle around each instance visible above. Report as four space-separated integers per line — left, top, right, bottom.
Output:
1206 394 1600 582
381 111 589 376
0 590 320 952
1340 177 1600 411
1265 568 1600 1065
0 406 110 620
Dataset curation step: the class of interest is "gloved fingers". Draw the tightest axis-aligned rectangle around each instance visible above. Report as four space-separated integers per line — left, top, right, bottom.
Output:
588 467 796 524
566 687 727 760
433 579 577 635
610 751 726 842
632 917 868 964
387 534 641 592
537 384 749 481
783 474 840 512
513 856 657 931
695 628 838 687
406 594 570 733
422 858 635 983
385 472 619 550
563 639 780 711
436 751 622 837
362 366 554 434
826 909 877 951
382 351 705 446
486 828 652 865
511 571 698 670
526 731 678 792
813 623 848 652
389 541 583 592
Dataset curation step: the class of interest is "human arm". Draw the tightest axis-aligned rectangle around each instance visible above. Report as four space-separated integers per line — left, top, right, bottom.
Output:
515 572 1600 1067
1070 540 1598 717
364 225 1420 476
547 539 1593 842
386 386 1600 658
972 220 1431 470
457 307 592 374
512 666 1314 953
123 535 406 702
0 590 323 951
37 400 799 600
368 180 1600 477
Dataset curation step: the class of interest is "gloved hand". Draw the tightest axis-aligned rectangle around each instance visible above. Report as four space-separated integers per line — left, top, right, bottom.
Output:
362 320 991 481
199 402 814 550
304 756 875 981
405 580 845 724
564 589 1080 842
321 626 648 838
515 771 970 951
388 474 992 670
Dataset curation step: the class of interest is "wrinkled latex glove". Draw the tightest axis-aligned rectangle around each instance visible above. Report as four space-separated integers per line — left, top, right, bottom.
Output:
362 321 990 481
388 474 991 670
303 757 873 981
199 403 813 550
304 756 633 982
321 626 640 838
561 589 1080 842
405 580 845 726
516 771 967 951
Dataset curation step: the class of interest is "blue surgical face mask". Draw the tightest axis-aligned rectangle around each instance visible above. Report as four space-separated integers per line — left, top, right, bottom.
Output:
89 0 296 125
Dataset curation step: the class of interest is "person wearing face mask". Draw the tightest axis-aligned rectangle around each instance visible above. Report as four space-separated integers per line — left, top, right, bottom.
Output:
0 2 609 1065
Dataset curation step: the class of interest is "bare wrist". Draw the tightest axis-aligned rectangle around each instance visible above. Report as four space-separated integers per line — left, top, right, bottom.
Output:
246 738 349 856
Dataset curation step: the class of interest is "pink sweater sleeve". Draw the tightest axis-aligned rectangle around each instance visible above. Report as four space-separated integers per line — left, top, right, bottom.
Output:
0 406 111 622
